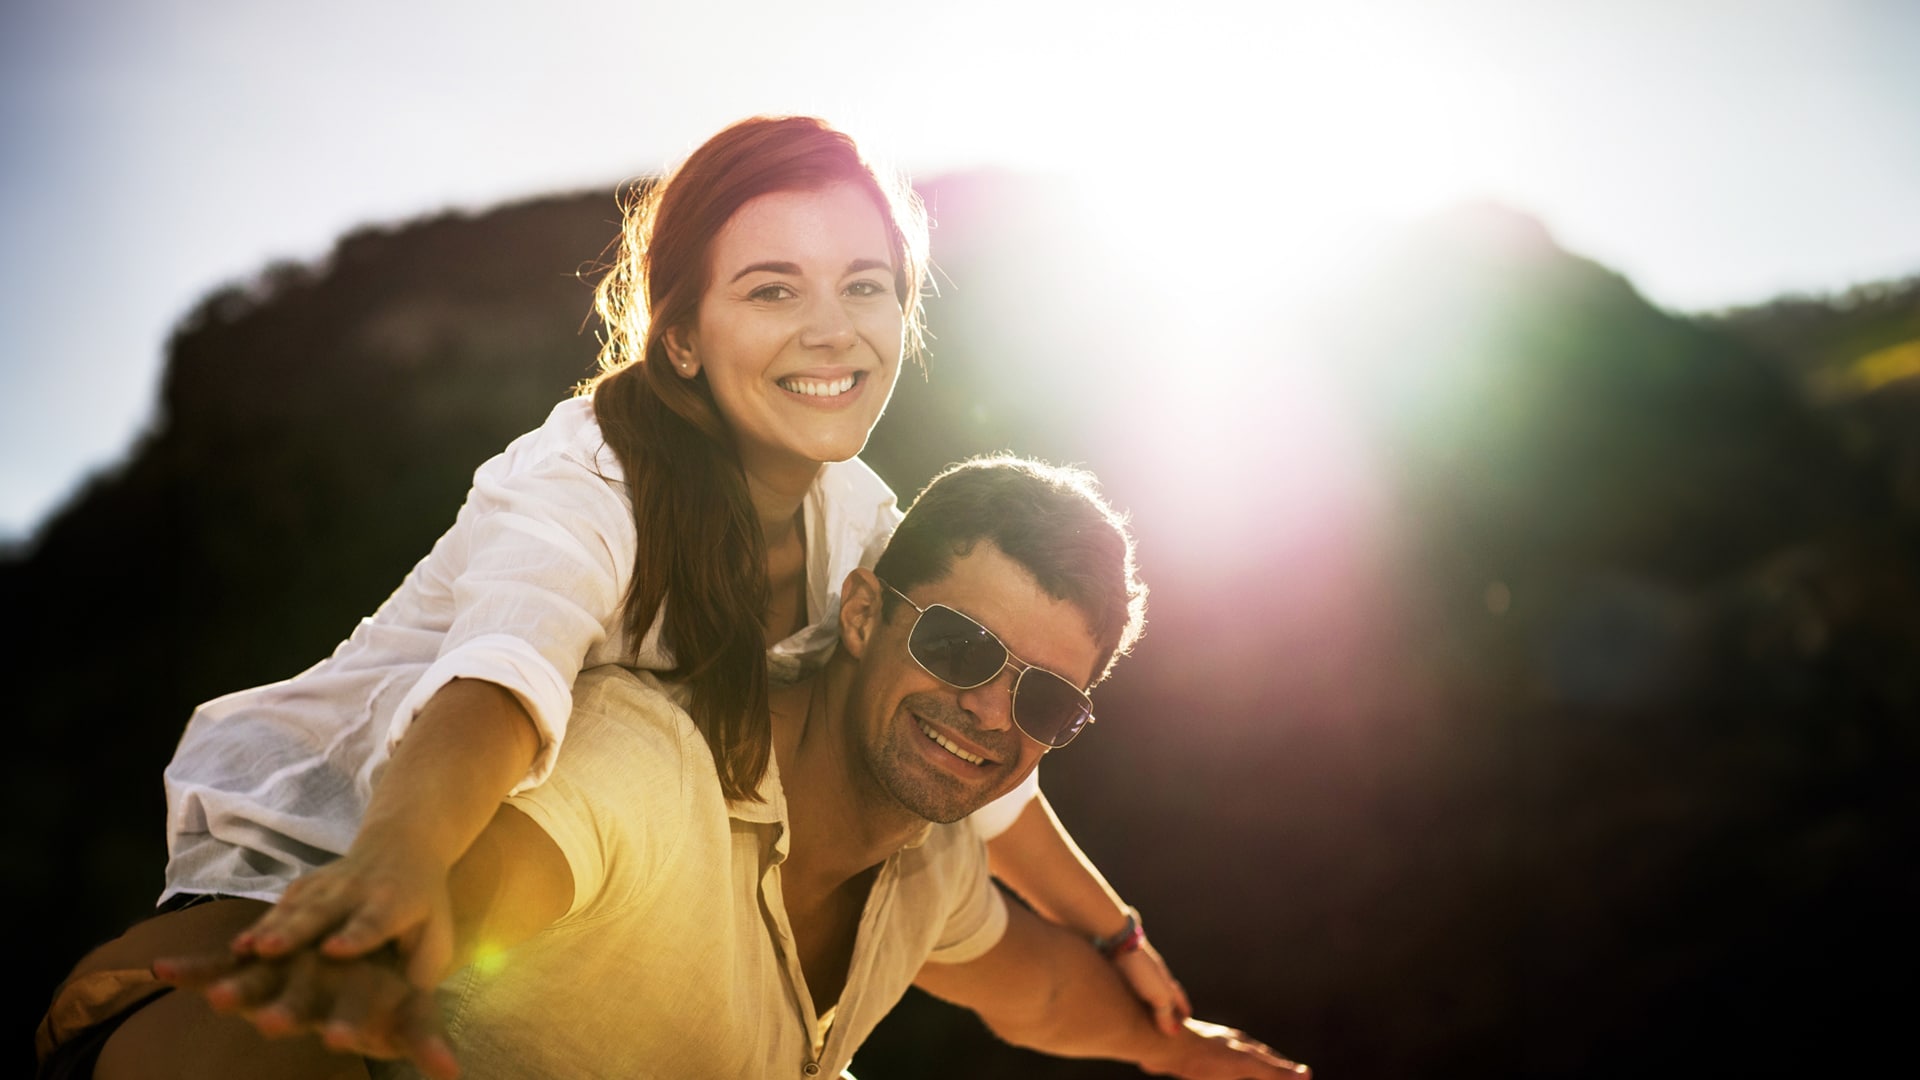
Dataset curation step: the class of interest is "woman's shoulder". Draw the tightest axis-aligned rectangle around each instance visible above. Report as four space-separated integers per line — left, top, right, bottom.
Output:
812 457 904 571
815 457 902 519
485 396 624 485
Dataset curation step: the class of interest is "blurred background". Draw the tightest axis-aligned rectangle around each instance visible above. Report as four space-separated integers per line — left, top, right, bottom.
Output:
6 2 1917 1077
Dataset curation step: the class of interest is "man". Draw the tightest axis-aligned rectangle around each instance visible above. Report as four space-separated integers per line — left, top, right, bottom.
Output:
158 456 1308 1078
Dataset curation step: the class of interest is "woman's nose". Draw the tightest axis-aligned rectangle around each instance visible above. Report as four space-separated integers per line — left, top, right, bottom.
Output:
799 294 858 350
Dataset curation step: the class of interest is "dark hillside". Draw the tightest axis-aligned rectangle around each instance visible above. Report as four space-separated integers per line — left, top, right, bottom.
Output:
10 180 1917 1078
8 190 618 1007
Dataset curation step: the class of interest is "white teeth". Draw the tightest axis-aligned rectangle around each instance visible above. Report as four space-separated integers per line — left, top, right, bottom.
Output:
917 720 986 765
778 374 856 397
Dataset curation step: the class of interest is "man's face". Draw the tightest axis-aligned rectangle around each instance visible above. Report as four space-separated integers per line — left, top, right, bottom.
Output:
847 542 1102 824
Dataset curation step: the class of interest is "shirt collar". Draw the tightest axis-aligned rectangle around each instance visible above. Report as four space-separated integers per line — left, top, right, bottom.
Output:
726 745 938 855
727 748 789 828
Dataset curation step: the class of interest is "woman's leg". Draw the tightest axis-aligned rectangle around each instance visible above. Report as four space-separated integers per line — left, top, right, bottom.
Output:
42 898 369 1080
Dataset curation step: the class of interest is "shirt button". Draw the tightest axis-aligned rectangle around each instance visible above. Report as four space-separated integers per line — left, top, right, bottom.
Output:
802 1064 820 1077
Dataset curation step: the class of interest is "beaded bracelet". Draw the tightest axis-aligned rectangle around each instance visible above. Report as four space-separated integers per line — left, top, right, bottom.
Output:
1093 907 1147 960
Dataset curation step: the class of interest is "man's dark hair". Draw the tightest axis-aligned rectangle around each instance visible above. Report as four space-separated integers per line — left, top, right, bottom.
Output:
873 455 1147 685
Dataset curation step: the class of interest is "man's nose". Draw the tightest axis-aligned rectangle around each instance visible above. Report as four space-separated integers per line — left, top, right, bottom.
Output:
955 665 1018 733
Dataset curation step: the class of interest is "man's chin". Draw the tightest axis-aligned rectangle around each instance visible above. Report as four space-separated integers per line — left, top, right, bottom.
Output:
878 762 1011 826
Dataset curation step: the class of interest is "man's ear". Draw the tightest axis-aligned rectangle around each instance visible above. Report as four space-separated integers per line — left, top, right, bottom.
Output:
839 568 885 660
662 324 701 378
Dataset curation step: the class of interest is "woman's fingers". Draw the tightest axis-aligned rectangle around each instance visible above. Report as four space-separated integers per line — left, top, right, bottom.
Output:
235 875 356 957
238 855 440 961
320 893 416 958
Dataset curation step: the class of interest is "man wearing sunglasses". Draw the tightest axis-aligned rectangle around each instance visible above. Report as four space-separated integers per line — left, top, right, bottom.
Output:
155 456 1308 1079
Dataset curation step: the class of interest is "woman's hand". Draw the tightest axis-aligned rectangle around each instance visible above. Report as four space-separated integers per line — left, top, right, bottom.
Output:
231 844 456 990
1113 935 1193 1036
232 678 540 989
154 942 460 1079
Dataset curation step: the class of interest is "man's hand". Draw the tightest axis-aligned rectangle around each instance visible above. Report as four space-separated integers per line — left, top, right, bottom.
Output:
153 942 460 1080
1140 1018 1310 1079
1112 935 1193 1035
230 843 457 989
916 898 1310 1078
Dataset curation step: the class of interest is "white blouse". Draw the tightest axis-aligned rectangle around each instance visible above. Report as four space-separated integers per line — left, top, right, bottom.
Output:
160 396 1041 903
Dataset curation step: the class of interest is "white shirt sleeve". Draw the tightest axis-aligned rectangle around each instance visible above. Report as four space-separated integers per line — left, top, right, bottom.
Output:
386 440 637 794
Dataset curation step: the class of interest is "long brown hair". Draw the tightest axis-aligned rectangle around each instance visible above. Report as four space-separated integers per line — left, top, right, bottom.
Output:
586 116 929 800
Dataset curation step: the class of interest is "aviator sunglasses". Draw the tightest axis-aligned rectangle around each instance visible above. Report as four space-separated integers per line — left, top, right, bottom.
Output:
878 579 1096 748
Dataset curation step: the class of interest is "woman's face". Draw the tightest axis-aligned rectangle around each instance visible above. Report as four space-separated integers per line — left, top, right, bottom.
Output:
668 182 905 480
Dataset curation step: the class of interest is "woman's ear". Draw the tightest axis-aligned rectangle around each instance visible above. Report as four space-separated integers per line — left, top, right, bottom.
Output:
838 569 884 660
663 325 701 378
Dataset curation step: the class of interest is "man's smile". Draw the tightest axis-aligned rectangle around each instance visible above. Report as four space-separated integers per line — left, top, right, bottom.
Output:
901 699 1007 776
916 717 989 766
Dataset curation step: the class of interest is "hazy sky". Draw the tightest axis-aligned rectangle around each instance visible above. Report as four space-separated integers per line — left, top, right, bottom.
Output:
4 0 1917 541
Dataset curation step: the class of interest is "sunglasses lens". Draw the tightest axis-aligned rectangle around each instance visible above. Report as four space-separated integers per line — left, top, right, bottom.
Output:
1013 671 1094 748
897 593 1094 748
909 605 1009 688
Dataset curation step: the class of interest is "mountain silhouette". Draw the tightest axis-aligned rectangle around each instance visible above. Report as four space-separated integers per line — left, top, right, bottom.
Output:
11 180 1917 1079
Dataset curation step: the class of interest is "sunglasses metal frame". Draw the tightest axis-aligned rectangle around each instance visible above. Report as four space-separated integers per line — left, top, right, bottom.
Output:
877 579 1096 748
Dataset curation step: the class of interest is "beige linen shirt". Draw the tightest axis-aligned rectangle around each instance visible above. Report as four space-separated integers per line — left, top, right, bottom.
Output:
378 667 1009 1080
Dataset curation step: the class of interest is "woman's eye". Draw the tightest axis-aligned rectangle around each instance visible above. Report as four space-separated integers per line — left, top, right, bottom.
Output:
845 279 888 298
749 284 796 302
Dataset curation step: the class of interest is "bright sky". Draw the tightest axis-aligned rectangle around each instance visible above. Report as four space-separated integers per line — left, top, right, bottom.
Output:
3 0 1917 541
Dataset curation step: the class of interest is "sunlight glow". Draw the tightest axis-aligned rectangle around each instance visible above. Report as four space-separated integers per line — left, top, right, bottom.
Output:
950 8 1510 563
472 943 509 977
1052 5 1517 315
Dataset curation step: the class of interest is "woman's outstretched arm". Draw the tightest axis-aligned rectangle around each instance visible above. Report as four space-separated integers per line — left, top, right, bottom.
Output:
231 678 540 987
984 792 1193 1033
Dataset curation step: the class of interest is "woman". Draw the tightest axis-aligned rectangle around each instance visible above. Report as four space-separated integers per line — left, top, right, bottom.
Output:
38 115 1186 1079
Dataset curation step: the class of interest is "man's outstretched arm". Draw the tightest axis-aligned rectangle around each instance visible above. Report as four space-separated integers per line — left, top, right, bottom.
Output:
913 897 1309 1079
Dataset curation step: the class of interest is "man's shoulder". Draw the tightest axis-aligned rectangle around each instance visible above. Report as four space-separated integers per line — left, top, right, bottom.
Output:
897 818 990 886
884 817 1008 967
558 667 710 794
572 662 696 727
